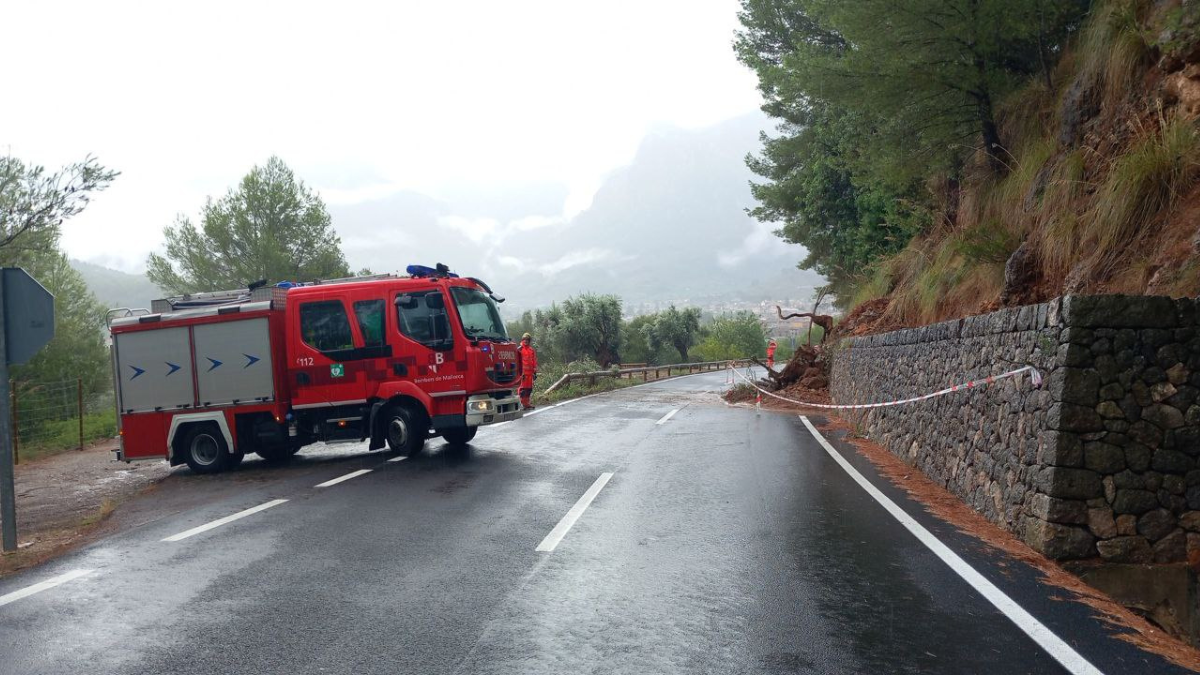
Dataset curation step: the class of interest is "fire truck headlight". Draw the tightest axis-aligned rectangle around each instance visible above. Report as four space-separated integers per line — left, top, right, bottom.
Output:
468 400 494 413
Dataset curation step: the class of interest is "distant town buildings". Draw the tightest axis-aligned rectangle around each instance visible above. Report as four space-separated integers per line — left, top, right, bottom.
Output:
622 287 839 344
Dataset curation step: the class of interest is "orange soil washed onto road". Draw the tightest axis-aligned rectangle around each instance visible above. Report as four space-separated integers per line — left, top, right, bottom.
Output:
811 414 1200 672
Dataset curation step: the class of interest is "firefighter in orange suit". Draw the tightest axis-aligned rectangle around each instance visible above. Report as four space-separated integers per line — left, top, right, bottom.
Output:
519 332 538 410
766 338 777 369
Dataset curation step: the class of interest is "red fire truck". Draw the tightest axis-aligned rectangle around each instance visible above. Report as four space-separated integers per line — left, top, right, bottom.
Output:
107 265 523 473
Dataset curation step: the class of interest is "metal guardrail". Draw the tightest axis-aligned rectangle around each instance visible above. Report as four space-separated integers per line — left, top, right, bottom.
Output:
543 359 746 394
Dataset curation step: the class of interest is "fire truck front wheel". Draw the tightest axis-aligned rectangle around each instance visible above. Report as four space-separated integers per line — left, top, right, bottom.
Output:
383 404 427 457
441 427 477 446
182 425 232 474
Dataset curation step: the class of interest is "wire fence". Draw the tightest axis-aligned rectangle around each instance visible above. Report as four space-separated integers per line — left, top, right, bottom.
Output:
10 379 117 463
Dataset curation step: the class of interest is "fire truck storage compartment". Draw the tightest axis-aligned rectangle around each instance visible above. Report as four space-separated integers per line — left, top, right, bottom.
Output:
193 317 275 406
115 326 194 413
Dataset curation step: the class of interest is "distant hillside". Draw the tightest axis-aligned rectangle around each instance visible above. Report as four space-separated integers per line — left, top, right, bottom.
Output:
70 259 162 311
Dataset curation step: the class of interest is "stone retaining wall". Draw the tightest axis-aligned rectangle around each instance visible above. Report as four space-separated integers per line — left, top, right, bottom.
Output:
829 295 1200 563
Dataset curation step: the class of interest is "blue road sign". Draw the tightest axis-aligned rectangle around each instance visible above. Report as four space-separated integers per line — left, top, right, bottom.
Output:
3 268 55 366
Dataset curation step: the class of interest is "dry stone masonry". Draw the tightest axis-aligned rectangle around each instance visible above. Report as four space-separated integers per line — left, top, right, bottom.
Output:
829 295 1200 565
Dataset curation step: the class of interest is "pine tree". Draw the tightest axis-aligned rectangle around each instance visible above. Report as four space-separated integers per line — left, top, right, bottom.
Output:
147 156 350 294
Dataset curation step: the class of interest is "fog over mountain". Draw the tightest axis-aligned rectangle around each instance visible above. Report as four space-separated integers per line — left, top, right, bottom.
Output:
72 113 823 315
331 112 823 314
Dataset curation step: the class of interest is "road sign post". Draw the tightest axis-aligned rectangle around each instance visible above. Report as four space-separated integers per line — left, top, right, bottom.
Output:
0 268 56 552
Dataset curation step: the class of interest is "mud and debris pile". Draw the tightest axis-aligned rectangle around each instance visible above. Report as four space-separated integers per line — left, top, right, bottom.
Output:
770 345 833 405
770 345 828 391
724 344 833 407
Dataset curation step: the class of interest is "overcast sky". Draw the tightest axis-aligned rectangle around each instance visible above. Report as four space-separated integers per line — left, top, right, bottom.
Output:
1 0 763 273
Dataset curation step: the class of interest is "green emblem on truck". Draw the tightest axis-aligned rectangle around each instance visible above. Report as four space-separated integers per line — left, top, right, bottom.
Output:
330 363 345 378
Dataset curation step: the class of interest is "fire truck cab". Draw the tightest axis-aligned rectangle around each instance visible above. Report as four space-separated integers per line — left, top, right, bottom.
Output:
108 266 523 473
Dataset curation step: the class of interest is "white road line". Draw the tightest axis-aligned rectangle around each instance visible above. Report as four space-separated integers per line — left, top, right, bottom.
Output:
536 472 614 552
655 408 680 425
161 499 288 542
315 469 373 488
387 455 408 463
523 408 545 416
0 569 92 608
799 417 1104 675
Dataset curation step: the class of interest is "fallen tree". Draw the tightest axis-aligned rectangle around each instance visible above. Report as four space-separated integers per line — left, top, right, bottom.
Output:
752 344 828 391
775 306 834 344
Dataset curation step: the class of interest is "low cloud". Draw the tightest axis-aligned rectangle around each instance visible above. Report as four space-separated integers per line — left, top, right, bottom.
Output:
496 255 527 271
538 248 629 276
509 215 565 232
717 220 789 268
437 215 501 244
321 182 408 206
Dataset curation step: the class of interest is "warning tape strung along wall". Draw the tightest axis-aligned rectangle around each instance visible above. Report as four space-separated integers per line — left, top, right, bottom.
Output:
731 364 1043 410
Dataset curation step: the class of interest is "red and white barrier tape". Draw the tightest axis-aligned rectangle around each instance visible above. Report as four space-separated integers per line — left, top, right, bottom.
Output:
731 364 1043 410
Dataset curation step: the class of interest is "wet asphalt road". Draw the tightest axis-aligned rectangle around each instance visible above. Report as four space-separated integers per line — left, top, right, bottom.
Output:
0 369 1190 674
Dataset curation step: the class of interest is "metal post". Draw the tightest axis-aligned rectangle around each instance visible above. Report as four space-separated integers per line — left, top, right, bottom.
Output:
0 272 17 551
78 378 84 451
10 386 17 466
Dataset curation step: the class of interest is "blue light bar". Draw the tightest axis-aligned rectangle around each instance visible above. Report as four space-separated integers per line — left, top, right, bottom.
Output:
406 264 458 278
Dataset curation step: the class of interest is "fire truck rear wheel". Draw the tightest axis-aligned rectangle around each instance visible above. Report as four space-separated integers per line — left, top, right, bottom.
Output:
384 405 426 457
183 426 231 474
441 427 477 446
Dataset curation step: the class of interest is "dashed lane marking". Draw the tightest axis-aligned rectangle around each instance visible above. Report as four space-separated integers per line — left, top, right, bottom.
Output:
314 469 373 488
799 416 1103 675
161 499 289 542
655 408 680 425
387 455 408 463
0 569 93 608
536 472 614 553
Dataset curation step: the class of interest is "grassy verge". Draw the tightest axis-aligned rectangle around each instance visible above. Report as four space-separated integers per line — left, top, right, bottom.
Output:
18 408 117 463
534 374 645 405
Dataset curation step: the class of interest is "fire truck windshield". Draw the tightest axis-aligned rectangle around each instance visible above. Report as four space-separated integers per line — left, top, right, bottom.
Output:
451 287 509 341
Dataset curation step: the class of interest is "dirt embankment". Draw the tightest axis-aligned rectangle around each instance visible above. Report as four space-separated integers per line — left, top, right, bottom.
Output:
835 3 1200 337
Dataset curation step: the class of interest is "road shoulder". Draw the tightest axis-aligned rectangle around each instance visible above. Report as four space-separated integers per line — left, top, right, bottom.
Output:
1 439 168 577
805 413 1200 674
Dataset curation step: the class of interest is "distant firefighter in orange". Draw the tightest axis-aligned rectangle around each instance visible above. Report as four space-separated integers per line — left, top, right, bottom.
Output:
766 338 777 369
519 332 538 410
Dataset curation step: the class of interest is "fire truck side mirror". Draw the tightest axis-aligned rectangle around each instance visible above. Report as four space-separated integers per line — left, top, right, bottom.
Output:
426 294 445 310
